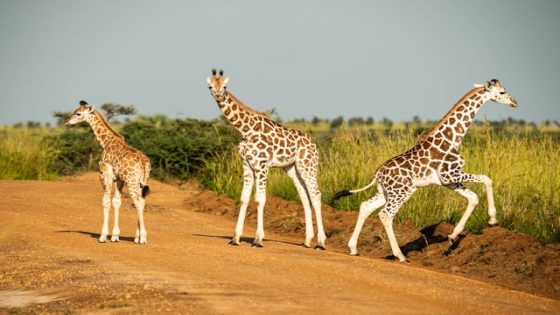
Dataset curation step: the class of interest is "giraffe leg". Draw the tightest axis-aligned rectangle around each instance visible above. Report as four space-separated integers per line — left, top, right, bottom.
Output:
252 168 269 247
445 183 479 240
457 173 497 224
98 162 114 243
348 191 386 256
130 183 147 244
378 189 416 262
230 160 254 246
284 165 314 248
296 155 327 250
110 180 124 242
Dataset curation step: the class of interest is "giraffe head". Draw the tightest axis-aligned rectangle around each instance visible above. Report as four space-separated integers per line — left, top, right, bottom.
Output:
65 100 95 126
206 69 229 100
475 79 517 108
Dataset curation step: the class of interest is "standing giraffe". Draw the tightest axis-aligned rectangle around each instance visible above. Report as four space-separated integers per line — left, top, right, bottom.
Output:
333 79 517 262
207 69 327 249
65 101 151 244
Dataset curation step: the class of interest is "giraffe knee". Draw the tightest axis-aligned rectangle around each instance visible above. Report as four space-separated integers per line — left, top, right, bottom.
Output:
378 211 394 226
465 191 479 206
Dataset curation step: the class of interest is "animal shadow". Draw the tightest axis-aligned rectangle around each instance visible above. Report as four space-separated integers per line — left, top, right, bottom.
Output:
55 230 136 243
399 223 463 256
190 233 302 247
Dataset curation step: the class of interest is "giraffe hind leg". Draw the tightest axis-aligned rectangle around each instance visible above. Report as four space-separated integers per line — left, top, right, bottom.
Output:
110 179 124 242
296 155 327 250
98 162 114 243
284 165 315 248
348 190 385 256
129 182 147 244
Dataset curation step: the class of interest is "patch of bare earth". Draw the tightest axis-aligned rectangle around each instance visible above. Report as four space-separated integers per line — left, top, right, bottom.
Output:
1 173 559 314
187 187 560 299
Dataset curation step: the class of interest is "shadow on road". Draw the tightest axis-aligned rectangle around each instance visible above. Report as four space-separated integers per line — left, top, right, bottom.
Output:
190 233 305 248
55 230 136 243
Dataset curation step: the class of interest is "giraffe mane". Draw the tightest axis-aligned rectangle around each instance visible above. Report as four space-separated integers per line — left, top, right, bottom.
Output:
416 86 485 142
93 111 126 141
226 92 273 120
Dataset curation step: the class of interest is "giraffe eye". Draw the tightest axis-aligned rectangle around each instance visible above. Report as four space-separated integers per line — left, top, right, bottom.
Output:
499 91 505 95
76 112 82 116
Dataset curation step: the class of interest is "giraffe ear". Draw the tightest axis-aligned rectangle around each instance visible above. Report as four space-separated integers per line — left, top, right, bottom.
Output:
206 77 212 85
87 105 95 112
223 77 229 85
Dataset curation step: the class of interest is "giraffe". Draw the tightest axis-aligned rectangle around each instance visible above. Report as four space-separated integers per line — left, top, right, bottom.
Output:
65 100 151 244
207 69 327 249
332 79 517 262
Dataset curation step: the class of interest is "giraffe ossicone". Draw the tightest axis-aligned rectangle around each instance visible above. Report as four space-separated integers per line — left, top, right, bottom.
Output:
333 79 517 262
65 100 151 244
207 69 327 249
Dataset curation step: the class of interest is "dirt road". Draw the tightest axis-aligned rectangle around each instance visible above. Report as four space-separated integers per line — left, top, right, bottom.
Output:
1 174 559 314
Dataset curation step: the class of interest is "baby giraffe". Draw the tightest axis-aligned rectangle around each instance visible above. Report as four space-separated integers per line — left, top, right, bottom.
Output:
65 101 151 244
207 69 327 249
333 79 517 262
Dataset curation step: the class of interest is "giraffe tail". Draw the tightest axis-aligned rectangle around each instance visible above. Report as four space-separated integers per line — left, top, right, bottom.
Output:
331 178 377 202
140 160 151 199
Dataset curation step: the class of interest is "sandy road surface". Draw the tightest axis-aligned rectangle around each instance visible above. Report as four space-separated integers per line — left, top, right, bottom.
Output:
1 174 559 314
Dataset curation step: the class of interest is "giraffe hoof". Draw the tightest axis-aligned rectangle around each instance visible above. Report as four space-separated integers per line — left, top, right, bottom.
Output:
252 242 264 248
314 245 326 251
399 259 411 264
228 240 240 246
447 235 456 244
349 252 360 256
302 243 311 248
98 236 107 243
110 235 119 242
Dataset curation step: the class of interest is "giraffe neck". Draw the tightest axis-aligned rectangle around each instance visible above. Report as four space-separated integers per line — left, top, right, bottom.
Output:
420 87 490 147
214 91 272 138
86 111 125 149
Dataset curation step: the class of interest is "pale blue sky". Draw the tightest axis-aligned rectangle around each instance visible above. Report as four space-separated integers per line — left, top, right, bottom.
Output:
1 0 559 125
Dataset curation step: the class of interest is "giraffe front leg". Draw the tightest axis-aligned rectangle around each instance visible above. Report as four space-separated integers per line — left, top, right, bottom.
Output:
98 163 113 243
459 174 497 226
348 192 386 256
284 165 314 248
252 168 269 248
110 181 123 242
445 183 479 241
379 210 407 262
230 160 254 246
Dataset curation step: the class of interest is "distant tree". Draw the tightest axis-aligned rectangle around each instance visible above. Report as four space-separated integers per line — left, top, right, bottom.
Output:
100 103 137 122
412 115 422 125
554 120 560 128
348 117 365 126
26 121 41 128
365 116 375 125
330 116 344 129
381 117 393 128
53 111 72 126
311 116 322 125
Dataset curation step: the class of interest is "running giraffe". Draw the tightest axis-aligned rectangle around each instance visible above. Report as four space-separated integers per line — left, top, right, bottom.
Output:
65 101 151 244
333 79 517 262
207 69 327 249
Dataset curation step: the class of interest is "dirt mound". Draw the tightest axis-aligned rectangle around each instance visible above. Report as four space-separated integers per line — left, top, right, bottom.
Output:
186 188 560 299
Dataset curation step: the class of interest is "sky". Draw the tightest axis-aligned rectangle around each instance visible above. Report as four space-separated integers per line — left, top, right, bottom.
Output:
0 0 559 125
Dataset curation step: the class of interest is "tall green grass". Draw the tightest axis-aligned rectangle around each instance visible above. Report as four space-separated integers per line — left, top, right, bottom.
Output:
0 127 60 180
203 125 560 243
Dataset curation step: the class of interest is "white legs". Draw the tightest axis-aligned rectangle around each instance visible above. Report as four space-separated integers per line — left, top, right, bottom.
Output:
231 161 326 249
285 165 315 247
230 160 254 245
110 186 121 242
348 192 386 255
446 183 479 240
98 162 147 245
